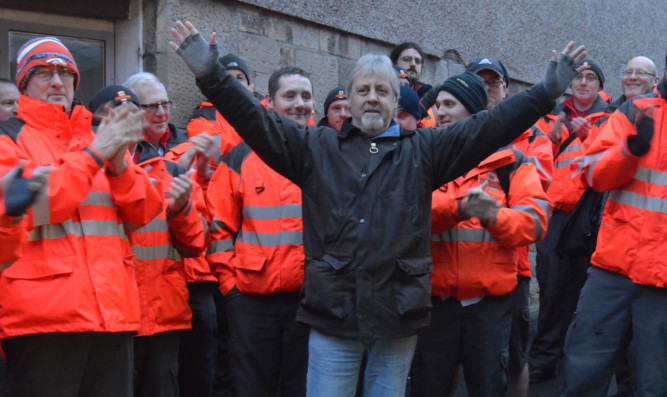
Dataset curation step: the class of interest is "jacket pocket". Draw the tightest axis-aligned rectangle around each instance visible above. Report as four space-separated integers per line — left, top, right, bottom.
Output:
393 256 433 316
3 254 75 279
301 254 354 320
233 252 268 294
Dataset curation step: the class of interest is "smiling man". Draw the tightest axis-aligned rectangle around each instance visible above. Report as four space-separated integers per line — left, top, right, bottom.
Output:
206 66 313 397
528 58 613 383
170 20 586 397
608 56 660 111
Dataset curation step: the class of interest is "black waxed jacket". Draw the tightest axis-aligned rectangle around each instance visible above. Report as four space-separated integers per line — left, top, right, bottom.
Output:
196 63 554 339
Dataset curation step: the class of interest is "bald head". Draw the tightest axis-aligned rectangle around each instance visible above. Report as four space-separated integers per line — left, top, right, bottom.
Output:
622 56 659 100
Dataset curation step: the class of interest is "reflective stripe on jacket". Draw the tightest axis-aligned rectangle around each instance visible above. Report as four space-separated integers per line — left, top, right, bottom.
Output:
207 143 304 295
131 156 208 335
536 96 611 212
0 94 164 338
510 128 554 277
581 82 667 287
431 148 550 299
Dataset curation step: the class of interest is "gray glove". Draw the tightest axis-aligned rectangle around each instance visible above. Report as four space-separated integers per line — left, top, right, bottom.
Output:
542 53 578 101
176 33 219 80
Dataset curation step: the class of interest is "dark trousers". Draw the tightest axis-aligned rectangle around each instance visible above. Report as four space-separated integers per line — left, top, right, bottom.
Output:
509 275 531 374
134 330 181 397
179 281 218 397
2 331 133 397
225 288 308 397
563 267 667 396
212 287 234 397
529 210 589 372
411 294 512 397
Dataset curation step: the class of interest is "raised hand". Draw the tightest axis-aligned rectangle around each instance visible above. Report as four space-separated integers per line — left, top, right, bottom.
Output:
169 20 219 79
543 41 587 101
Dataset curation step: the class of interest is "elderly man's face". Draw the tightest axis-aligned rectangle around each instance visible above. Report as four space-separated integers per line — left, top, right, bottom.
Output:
349 74 397 136
0 83 19 122
326 99 350 132
476 70 506 109
396 48 423 81
622 57 659 100
436 90 471 127
266 74 314 126
22 67 75 112
134 80 170 143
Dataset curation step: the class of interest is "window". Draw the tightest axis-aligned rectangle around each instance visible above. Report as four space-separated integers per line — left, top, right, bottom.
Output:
0 11 114 107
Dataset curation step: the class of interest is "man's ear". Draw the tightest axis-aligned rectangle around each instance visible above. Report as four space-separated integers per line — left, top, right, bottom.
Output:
265 94 273 110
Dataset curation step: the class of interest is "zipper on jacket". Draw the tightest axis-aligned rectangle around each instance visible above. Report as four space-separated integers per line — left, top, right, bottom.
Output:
369 142 378 154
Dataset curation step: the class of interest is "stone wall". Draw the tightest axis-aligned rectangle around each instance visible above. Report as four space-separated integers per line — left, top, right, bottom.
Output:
149 0 666 128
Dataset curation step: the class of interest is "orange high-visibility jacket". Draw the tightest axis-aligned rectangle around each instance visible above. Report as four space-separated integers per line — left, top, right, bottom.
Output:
162 140 217 283
206 143 304 295
581 84 667 287
131 156 208 336
536 96 611 212
430 148 550 299
511 128 554 277
0 95 164 339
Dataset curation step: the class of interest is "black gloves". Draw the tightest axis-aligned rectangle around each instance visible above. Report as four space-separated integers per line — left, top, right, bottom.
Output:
627 114 654 157
4 168 41 217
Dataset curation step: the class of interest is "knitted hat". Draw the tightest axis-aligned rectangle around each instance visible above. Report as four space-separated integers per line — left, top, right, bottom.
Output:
578 58 605 89
439 72 488 115
466 57 509 87
16 37 79 92
398 85 421 119
323 86 347 115
88 85 140 115
219 53 250 84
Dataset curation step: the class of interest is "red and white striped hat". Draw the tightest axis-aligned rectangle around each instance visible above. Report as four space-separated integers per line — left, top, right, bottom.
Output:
16 36 79 92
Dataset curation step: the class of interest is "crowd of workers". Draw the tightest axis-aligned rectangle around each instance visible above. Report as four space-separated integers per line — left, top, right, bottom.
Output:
0 17 664 397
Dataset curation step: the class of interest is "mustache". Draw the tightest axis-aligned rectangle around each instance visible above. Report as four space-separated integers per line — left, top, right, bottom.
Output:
362 105 382 113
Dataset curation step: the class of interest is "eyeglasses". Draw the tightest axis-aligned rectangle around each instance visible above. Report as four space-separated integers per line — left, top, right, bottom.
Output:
484 79 504 88
141 100 172 113
573 74 599 83
622 70 656 78
32 68 75 82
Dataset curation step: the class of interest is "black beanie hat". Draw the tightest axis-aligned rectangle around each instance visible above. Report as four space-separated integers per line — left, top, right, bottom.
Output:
578 58 605 89
439 72 488 114
323 86 347 115
88 85 140 115
398 85 421 119
219 53 251 84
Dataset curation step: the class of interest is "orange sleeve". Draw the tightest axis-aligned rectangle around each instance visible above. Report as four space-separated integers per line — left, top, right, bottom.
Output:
487 162 551 247
582 111 640 192
108 151 165 231
167 174 208 258
206 162 243 294
431 184 466 234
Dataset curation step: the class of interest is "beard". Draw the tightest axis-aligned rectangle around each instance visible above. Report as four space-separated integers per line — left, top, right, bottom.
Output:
360 112 385 133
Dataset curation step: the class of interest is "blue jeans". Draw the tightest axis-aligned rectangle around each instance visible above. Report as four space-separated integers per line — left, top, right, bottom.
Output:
307 328 417 397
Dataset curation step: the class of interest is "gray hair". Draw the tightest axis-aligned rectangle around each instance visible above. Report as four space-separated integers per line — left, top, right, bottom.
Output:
346 54 400 100
123 72 166 92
